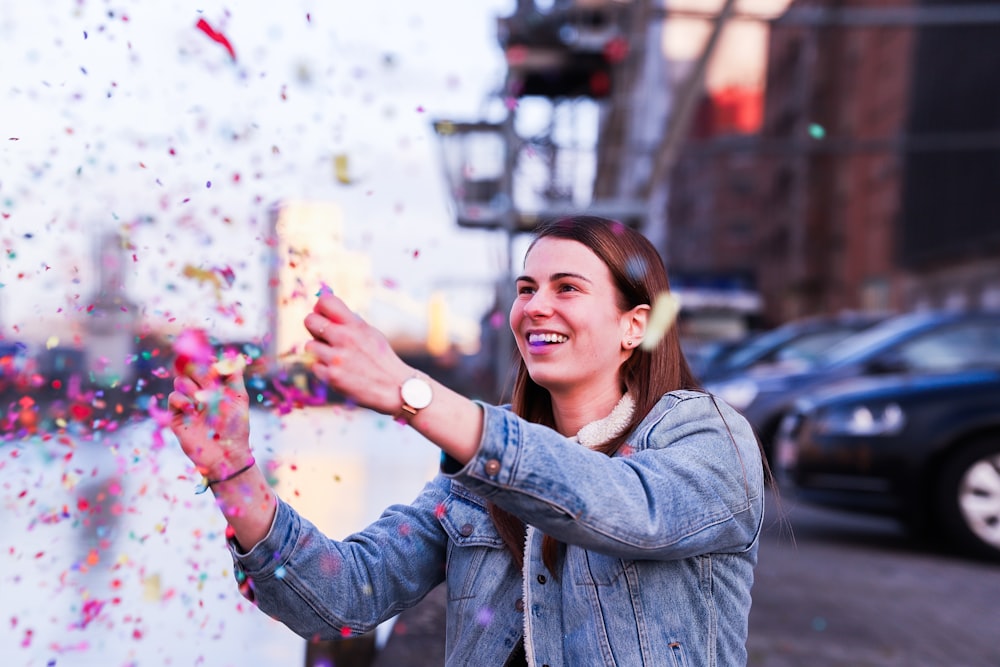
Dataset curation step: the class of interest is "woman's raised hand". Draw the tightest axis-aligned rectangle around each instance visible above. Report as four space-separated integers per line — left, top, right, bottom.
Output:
304 294 413 416
167 356 253 482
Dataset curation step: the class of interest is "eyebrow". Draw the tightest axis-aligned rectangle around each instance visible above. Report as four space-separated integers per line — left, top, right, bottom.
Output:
515 272 593 284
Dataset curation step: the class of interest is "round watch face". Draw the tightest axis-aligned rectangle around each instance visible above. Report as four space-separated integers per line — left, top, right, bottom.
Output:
401 377 433 410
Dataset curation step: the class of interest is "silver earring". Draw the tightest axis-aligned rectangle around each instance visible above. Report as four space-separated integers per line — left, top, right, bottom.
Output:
626 339 633 348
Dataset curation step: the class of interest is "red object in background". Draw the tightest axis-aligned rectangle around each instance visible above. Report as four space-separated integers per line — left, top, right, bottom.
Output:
195 18 236 61
70 403 92 422
603 37 629 64
692 86 764 138
589 70 611 98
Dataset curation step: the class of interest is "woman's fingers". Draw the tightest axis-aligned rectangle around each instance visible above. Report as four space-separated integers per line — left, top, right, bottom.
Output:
304 312 330 342
173 374 201 397
313 293 356 322
302 292 412 415
167 389 195 414
306 294 368 345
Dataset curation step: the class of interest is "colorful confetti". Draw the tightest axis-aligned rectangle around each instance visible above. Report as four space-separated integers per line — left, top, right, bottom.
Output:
1 2 505 663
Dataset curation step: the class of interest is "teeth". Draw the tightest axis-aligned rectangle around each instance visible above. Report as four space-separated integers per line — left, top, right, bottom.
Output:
528 332 568 344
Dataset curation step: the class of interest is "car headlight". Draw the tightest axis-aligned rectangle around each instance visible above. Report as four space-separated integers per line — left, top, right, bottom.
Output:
708 379 759 411
812 402 906 436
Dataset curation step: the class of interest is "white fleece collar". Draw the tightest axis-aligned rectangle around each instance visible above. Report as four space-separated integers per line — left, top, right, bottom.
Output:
571 392 635 448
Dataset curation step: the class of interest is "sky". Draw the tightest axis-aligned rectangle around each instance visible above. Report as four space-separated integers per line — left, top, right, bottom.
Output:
1 0 516 348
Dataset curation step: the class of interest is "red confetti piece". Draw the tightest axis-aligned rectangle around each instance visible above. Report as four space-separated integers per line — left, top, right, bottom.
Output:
195 18 237 61
173 328 215 374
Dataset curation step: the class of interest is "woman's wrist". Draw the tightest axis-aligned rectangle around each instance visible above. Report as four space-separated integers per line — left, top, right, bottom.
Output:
194 450 252 487
206 457 256 486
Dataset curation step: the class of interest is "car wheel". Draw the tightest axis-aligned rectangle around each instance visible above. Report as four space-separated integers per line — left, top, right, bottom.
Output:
936 434 1000 561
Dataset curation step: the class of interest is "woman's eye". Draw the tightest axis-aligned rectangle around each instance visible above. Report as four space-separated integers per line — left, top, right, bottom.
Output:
558 283 579 292
517 285 535 295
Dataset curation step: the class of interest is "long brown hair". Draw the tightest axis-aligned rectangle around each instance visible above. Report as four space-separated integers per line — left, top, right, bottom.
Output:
489 216 701 572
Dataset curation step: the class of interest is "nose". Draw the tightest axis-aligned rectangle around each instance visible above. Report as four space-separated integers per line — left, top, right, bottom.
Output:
522 289 552 318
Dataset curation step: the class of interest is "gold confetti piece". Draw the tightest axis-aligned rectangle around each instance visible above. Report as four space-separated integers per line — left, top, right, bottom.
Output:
46 336 59 349
212 355 247 376
143 573 162 602
334 153 352 184
640 292 682 351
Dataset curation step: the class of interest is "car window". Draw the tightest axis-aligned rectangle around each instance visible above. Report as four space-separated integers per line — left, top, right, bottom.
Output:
822 312 934 366
895 322 1000 371
722 329 793 369
774 329 863 365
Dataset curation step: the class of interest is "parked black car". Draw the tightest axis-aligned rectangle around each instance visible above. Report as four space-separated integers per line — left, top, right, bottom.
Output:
774 367 1000 560
696 313 883 383
705 310 1000 459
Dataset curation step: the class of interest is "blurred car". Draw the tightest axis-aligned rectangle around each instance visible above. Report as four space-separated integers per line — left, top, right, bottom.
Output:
706 310 1000 460
696 313 883 383
774 367 1000 560
683 337 752 380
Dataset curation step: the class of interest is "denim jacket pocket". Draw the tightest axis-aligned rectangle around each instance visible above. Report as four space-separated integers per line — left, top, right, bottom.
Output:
440 486 506 602
440 485 505 549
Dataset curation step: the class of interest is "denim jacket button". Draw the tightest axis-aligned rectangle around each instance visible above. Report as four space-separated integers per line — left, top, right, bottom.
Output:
515 598 525 612
459 523 474 537
484 459 501 476
536 574 547 584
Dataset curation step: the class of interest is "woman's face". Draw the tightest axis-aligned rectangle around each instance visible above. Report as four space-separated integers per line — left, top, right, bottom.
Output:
510 237 634 396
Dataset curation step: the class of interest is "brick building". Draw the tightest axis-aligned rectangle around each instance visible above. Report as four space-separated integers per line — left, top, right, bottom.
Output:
666 0 1000 327
755 0 916 324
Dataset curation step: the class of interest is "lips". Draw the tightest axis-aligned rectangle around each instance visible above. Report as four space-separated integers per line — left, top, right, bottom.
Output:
527 332 568 346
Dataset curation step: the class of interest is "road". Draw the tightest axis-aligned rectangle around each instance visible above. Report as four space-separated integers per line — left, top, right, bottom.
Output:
747 490 1000 667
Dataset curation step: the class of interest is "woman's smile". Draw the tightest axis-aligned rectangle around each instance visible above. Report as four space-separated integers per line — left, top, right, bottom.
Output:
527 331 569 347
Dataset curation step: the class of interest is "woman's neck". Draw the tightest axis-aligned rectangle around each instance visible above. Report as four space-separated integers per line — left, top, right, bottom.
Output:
550 385 627 437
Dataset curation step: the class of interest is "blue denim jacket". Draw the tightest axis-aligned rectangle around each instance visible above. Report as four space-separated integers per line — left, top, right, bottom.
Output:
229 391 764 666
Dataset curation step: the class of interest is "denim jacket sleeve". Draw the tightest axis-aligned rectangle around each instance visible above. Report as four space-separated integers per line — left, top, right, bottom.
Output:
227 474 450 640
447 392 764 560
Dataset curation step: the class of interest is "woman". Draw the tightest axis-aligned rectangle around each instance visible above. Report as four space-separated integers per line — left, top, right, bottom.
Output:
169 216 766 666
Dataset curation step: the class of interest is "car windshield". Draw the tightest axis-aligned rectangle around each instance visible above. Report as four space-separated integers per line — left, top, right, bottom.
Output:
775 329 864 365
721 329 795 369
819 312 936 367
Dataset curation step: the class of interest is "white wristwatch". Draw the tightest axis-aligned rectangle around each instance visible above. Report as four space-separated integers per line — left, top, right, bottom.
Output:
399 376 433 417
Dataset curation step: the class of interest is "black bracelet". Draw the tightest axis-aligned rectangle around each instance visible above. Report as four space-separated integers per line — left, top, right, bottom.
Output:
195 457 256 494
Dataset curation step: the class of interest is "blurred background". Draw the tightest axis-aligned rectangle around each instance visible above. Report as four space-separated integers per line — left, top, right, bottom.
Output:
3 0 1000 666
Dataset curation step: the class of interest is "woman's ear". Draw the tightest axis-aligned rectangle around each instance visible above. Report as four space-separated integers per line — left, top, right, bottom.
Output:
623 304 650 349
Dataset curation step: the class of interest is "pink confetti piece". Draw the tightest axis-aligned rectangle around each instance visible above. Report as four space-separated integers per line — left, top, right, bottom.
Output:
172 328 215 375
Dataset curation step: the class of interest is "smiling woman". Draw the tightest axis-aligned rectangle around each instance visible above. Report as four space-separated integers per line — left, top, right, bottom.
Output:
169 215 768 667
